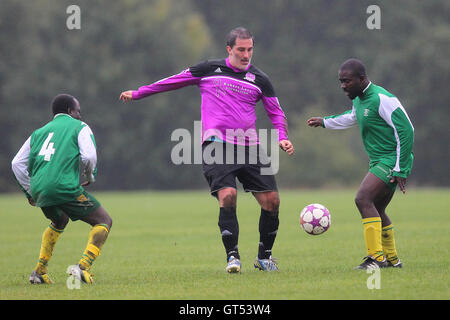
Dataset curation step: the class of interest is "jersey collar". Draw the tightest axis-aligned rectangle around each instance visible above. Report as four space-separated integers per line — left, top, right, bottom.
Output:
360 81 373 99
53 113 73 119
362 81 372 93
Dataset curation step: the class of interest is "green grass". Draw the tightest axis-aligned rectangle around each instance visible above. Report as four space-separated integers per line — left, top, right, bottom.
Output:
0 188 448 300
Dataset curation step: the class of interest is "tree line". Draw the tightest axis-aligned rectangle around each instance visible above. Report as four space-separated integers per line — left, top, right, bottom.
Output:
1 0 448 192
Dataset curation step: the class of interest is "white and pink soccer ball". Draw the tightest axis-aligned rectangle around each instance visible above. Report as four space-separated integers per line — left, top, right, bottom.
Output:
299 203 331 235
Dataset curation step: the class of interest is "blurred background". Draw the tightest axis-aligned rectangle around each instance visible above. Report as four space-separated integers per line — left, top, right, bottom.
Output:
1 0 449 193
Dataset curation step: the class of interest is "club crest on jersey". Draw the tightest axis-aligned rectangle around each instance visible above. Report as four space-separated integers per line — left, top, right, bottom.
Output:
77 194 88 202
244 72 255 83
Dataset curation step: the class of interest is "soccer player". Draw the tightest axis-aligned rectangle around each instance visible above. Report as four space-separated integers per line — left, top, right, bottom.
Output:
11 94 112 284
307 58 414 269
120 27 294 273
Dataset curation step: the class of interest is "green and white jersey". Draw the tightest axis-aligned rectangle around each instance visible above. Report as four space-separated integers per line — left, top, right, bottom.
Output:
323 82 414 178
12 114 97 207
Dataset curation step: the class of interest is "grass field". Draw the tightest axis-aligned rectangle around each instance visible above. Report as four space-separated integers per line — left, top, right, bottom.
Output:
0 188 448 300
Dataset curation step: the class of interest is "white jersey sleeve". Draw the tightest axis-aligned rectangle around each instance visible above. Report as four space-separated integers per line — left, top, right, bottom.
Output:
377 94 415 175
78 124 97 183
323 106 357 129
11 136 32 197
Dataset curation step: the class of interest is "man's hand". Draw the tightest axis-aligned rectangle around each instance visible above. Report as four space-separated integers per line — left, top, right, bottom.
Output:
307 117 324 127
81 173 95 187
119 90 133 102
81 181 91 187
390 176 407 194
28 197 36 206
279 140 294 155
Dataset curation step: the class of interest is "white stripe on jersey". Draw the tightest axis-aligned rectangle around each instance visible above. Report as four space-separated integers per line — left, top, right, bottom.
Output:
377 93 414 173
201 75 262 94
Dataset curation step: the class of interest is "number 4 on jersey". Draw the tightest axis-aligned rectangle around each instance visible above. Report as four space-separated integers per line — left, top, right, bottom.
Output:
39 132 56 161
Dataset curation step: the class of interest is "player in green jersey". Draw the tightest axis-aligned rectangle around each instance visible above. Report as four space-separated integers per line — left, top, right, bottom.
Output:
307 59 414 270
11 94 112 284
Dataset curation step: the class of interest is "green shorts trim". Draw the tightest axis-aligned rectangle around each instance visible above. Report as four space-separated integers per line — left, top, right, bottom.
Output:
41 191 101 222
369 162 397 191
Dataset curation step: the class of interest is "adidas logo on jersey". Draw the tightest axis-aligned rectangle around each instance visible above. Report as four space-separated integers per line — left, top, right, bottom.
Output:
215 67 222 73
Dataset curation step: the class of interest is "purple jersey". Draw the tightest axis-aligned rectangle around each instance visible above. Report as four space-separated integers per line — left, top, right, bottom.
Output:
132 58 288 145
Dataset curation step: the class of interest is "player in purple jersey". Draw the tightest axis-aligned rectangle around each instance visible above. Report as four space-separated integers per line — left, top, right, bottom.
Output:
120 27 294 273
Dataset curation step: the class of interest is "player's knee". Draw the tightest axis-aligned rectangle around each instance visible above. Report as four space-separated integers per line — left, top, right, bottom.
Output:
219 189 237 207
355 194 371 211
84 207 112 229
272 195 280 212
261 193 280 213
266 199 280 213
99 210 112 230
52 215 69 230
104 214 112 230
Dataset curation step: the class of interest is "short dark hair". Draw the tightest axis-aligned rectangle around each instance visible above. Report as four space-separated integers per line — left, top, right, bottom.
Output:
226 27 254 48
52 94 77 115
339 58 367 78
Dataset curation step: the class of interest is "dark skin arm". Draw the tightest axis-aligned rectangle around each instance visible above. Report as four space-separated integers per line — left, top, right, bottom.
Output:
81 181 91 187
390 176 406 194
28 197 36 206
307 117 323 127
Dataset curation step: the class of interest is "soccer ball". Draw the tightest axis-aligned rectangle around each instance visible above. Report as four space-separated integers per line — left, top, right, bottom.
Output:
299 203 331 235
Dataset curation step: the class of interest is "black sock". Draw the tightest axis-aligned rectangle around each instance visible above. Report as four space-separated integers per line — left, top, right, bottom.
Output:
258 208 279 259
218 207 239 260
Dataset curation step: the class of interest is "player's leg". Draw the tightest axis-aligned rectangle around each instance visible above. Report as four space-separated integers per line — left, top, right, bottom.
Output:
253 191 280 260
216 187 241 272
354 172 389 268
374 189 402 267
203 141 241 272
59 191 112 283
30 207 69 284
78 205 112 274
373 186 394 227
238 143 279 271
252 191 280 271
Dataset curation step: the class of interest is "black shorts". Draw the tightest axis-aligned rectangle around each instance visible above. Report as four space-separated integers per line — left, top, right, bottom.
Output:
202 141 278 197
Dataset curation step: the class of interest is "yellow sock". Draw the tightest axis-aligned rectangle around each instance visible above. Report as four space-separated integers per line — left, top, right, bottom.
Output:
35 224 64 274
78 224 109 271
382 224 399 264
362 217 384 262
